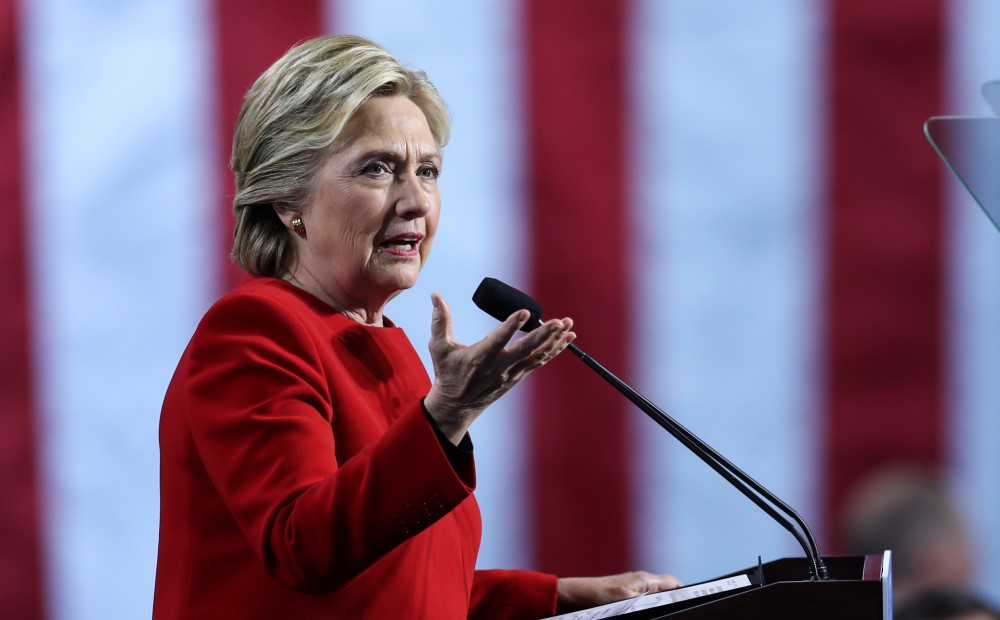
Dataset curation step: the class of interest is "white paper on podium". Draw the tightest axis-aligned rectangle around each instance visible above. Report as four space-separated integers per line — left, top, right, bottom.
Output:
541 574 752 620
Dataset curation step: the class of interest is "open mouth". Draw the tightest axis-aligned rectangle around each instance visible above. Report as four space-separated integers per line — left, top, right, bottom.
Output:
380 233 424 254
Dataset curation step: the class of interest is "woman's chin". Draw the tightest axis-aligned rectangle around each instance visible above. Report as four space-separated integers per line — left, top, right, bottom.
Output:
365 267 422 298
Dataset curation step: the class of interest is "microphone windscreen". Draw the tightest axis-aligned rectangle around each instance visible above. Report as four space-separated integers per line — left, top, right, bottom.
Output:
472 277 544 332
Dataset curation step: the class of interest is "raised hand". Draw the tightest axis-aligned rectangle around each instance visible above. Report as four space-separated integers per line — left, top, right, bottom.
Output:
423 293 575 444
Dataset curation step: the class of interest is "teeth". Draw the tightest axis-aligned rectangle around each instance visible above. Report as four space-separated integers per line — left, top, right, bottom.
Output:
382 235 420 251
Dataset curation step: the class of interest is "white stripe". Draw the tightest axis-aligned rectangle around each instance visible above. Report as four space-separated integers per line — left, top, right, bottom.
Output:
631 0 825 581
22 1 217 617
945 0 1000 604
329 0 531 570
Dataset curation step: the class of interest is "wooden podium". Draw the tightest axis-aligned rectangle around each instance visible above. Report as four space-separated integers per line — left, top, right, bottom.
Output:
618 553 891 620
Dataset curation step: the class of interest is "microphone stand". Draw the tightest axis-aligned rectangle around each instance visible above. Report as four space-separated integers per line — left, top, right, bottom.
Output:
471 277 827 580
566 342 829 581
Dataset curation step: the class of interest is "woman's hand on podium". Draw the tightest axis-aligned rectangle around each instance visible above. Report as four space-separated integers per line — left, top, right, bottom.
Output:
556 571 682 612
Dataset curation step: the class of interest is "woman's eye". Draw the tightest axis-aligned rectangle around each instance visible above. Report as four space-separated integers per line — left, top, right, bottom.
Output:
364 162 389 175
418 165 440 179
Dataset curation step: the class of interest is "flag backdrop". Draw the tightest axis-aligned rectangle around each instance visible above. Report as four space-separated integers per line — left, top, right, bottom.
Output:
3 1 1000 618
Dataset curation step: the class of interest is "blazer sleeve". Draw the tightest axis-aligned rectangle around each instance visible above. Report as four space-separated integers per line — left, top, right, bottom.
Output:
182 292 476 593
469 569 559 620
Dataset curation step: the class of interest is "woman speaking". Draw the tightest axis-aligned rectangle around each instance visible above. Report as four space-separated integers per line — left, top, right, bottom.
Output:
152 34 678 618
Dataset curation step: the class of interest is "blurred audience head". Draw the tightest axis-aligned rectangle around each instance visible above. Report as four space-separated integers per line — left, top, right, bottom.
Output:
894 587 1000 620
841 465 974 604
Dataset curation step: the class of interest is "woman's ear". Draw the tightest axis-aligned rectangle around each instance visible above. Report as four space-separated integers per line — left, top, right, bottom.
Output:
272 203 297 229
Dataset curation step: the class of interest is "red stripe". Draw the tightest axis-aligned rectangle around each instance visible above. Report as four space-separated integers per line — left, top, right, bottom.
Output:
824 0 946 550
0 0 46 617
212 0 324 291
524 0 633 576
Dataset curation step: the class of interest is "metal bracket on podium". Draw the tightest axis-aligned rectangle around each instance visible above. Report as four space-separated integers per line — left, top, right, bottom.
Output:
925 79 1000 232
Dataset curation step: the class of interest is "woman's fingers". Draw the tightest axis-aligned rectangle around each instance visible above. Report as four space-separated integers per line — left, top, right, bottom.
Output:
508 334 575 378
645 572 683 592
503 317 565 357
556 571 682 612
506 318 575 374
476 308 532 356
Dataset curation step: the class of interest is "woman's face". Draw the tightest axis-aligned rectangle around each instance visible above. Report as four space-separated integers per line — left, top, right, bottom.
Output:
290 95 442 313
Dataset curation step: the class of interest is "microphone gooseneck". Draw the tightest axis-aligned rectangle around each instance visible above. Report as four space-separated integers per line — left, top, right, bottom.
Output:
472 277 829 581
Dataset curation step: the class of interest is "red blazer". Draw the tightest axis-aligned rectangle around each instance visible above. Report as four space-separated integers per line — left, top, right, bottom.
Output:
153 277 557 619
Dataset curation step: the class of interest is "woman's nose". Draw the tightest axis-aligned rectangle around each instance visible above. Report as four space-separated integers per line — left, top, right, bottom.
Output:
394 172 434 219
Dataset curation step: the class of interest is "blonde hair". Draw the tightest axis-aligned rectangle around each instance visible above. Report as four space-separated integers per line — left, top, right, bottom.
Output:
230 34 450 276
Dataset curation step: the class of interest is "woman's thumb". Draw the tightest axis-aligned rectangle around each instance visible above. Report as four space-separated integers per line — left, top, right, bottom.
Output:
429 293 452 343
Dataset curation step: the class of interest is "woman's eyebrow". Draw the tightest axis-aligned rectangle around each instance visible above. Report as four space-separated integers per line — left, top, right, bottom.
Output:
354 149 403 161
353 147 442 163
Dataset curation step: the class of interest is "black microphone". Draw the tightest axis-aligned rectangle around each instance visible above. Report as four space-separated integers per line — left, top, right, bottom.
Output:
473 277 544 332
472 276 829 581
